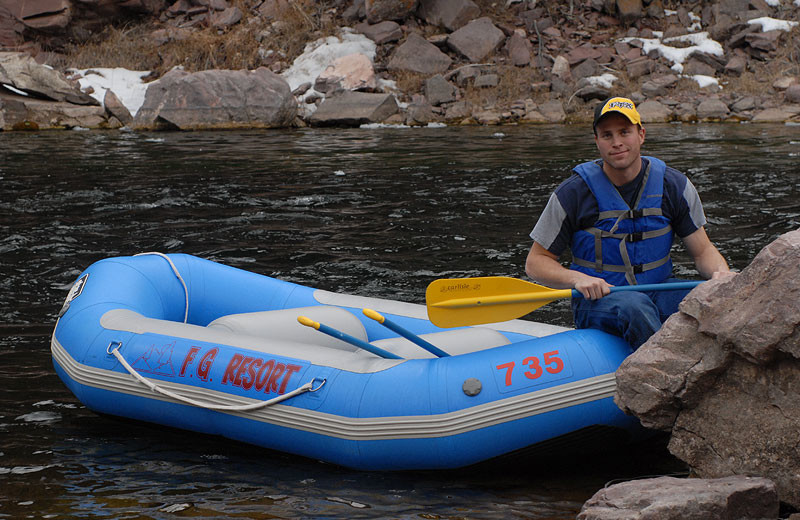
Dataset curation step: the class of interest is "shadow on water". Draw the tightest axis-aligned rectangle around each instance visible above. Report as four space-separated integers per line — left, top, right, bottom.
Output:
1 124 798 518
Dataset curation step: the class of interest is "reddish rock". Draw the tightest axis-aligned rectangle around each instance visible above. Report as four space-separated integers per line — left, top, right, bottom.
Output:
615 229 800 508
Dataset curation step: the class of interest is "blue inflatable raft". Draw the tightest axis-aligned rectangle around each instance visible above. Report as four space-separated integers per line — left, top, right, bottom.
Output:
51 253 643 470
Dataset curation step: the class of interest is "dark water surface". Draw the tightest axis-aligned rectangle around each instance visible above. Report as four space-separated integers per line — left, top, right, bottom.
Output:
2 124 798 519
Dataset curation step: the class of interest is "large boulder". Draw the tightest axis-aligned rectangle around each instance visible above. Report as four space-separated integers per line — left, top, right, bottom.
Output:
0 90 116 130
615 229 800 508
308 91 398 127
132 67 297 130
0 52 98 105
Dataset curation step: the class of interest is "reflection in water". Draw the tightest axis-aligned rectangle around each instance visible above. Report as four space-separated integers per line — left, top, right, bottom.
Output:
1 124 798 518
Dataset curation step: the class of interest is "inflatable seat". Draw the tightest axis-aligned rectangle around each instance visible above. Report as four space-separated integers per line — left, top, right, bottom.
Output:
207 306 367 352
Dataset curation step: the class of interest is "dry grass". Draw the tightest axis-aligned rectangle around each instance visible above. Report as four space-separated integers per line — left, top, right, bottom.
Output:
391 70 428 97
63 0 341 78
462 64 543 108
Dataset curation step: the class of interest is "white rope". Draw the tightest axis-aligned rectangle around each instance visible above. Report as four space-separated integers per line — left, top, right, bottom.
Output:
134 252 190 323
108 342 323 411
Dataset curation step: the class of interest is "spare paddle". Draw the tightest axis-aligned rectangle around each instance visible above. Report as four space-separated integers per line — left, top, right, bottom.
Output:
297 316 402 359
426 276 703 328
363 308 450 358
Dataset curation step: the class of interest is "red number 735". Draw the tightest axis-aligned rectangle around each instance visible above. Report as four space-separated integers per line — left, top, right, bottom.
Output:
496 350 565 387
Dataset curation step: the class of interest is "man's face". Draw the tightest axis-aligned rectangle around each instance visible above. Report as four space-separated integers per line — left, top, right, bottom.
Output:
594 113 646 180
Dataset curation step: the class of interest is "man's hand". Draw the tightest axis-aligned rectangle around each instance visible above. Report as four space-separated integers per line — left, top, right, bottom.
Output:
574 275 613 300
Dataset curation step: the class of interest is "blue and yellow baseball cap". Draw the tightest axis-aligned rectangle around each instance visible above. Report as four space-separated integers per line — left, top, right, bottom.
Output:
593 97 641 132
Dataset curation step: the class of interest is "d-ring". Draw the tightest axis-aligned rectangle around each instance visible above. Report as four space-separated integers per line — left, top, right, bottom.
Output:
309 378 327 392
106 341 123 355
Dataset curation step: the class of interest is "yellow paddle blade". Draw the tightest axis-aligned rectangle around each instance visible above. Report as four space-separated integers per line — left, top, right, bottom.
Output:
425 276 573 328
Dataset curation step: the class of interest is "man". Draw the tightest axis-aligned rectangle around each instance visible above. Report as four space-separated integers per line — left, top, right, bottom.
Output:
525 97 731 349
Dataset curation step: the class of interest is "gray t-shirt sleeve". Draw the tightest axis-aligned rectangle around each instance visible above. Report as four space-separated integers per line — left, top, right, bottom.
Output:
530 192 569 254
683 178 707 232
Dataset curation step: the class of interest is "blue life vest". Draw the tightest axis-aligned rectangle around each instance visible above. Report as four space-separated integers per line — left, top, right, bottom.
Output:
569 157 674 286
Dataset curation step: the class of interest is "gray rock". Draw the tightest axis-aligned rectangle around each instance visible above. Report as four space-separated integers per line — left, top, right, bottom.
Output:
574 82 610 101
443 99 471 120
725 54 747 76
447 17 505 63
674 102 697 122
424 74 456 105
638 99 671 122
103 89 132 126
0 52 98 106
365 0 418 23
209 6 242 28
718 0 750 18
405 95 435 125
0 90 113 130
785 84 800 104
615 229 800 508
641 74 679 97
616 0 644 26
388 33 452 75
355 20 403 44
571 58 599 82
18 0 70 31
308 91 398 126
578 476 779 520
683 58 716 77
731 95 757 112
417 0 480 31
751 106 800 122
626 57 655 79
538 99 566 122
133 67 296 130
505 32 531 67
696 97 729 120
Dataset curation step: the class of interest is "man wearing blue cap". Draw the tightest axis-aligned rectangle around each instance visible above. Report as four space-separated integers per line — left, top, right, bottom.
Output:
525 97 731 349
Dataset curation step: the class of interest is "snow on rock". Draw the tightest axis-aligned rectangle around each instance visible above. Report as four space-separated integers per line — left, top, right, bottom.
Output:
747 16 799 32
70 68 152 117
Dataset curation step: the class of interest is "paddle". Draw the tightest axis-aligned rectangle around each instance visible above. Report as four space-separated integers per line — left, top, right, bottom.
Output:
425 276 703 328
297 316 403 359
363 308 450 357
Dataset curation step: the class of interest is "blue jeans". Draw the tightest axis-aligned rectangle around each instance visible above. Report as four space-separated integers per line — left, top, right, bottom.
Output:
571 278 692 350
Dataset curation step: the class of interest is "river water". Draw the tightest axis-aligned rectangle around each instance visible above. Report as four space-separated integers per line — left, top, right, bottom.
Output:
1 123 798 519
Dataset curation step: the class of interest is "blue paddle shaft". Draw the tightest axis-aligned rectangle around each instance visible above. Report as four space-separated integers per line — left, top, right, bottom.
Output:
570 280 703 299
316 323 403 360
380 316 450 358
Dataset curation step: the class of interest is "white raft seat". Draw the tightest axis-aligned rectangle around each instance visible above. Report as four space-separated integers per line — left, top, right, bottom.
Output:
208 306 511 359
208 306 367 353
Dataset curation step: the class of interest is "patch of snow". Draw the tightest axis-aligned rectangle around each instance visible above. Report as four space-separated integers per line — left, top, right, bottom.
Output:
585 73 618 89
690 75 721 89
70 68 151 117
747 17 799 32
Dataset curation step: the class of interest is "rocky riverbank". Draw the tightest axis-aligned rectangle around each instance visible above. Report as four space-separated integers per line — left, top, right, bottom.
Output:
581 229 800 520
0 0 799 130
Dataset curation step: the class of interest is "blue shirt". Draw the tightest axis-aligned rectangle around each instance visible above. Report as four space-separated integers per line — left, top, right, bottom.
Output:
531 158 706 256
